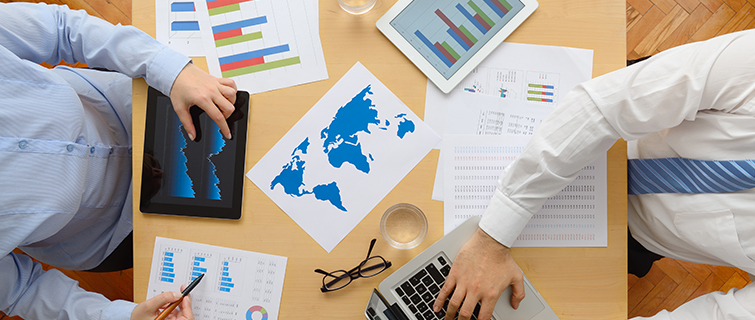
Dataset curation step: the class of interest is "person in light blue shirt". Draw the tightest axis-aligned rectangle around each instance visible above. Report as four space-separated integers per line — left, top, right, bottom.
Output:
0 3 238 320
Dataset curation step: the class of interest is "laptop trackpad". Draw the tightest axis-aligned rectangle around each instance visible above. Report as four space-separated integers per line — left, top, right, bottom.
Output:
493 279 545 319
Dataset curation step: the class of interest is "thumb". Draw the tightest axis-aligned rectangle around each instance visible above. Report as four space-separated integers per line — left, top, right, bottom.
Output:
145 292 182 311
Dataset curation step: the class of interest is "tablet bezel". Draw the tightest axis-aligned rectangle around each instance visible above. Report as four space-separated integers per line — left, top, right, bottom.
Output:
140 87 249 220
376 0 539 93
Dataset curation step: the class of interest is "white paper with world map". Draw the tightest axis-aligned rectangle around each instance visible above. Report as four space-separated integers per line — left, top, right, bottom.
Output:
247 62 441 252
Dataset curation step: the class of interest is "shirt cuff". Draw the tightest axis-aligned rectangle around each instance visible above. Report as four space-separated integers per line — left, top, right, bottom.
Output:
101 299 137 320
479 188 533 247
146 47 191 97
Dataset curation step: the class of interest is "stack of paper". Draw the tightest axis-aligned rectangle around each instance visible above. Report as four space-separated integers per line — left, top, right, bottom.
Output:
429 42 608 247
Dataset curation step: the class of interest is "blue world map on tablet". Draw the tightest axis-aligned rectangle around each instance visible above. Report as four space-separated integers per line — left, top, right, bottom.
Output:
270 85 416 211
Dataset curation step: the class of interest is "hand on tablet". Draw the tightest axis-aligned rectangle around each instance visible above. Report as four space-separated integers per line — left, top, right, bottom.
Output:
170 63 237 141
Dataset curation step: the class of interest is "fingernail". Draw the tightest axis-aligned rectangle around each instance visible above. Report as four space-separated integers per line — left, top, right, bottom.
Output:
173 292 182 300
188 133 194 141
225 133 232 139
433 305 439 312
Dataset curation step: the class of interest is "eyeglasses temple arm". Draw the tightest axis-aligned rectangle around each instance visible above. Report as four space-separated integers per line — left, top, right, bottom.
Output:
366 238 377 260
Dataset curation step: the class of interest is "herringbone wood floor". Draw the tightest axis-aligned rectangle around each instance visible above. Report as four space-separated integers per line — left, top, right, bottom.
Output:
0 0 753 319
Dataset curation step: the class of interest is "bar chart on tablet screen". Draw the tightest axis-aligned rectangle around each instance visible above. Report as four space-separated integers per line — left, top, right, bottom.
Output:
196 0 327 94
390 0 525 79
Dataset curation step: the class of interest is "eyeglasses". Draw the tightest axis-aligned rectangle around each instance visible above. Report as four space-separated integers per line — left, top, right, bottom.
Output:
314 238 392 292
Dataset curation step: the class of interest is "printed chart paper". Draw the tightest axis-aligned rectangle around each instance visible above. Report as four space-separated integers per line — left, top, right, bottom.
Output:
156 0 205 56
443 135 607 247
247 62 441 252
147 237 288 320
431 94 551 200
195 0 327 94
425 42 593 147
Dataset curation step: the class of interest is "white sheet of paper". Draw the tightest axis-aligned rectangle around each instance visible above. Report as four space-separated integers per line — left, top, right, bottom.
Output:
156 0 206 56
246 62 441 252
431 95 552 201
147 237 288 320
425 42 594 148
442 135 607 247
194 0 326 94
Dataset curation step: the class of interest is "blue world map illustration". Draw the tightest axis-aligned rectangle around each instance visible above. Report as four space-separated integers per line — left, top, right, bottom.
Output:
270 85 416 211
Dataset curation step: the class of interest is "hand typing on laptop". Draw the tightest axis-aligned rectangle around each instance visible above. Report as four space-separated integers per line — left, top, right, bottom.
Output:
433 228 524 320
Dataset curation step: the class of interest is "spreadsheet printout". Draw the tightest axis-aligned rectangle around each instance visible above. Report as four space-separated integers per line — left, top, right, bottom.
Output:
443 135 607 247
147 237 288 320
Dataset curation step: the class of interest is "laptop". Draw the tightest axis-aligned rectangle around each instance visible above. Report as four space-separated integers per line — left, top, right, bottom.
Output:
365 216 559 320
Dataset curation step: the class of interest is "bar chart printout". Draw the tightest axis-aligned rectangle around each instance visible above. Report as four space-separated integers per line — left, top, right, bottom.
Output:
195 0 327 94
156 0 205 56
147 237 288 320
390 0 525 79
442 135 607 247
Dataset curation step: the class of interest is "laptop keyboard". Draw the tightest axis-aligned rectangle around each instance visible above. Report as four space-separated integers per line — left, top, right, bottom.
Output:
393 255 481 320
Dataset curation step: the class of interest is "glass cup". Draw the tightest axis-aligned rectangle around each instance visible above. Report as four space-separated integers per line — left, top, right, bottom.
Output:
380 203 428 250
337 0 376 15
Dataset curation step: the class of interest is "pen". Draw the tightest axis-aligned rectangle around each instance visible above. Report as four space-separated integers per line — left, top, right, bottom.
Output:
154 273 204 320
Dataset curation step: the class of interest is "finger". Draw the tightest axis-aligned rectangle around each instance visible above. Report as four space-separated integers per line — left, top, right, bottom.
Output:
174 107 196 141
218 79 237 104
214 90 236 118
177 292 193 320
445 288 465 320
510 274 526 310
144 292 182 313
477 298 496 320
434 276 455 313
219 77 237 91
197 99 232 139
456 296 478 320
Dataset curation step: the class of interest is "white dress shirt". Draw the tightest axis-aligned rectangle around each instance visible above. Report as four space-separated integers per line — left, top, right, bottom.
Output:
480 29 755 319
0 3 190 320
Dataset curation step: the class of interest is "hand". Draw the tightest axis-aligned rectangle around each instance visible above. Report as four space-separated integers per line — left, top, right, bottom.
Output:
170 63 238 141
131 290 193 320
433 228 524 320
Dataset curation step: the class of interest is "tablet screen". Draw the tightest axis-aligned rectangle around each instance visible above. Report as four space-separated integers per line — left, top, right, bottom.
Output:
141 87 249 219
389 0 525 79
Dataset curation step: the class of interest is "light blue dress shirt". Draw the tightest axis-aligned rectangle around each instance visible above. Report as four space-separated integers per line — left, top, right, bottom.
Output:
0 3 190 319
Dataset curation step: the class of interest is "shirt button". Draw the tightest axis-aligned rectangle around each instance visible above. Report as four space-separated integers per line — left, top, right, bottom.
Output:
18 140 28 149
66 144 74 152
90 146 95 154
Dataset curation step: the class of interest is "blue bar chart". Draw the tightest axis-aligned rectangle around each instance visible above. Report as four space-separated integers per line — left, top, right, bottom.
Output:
389 0 525 78
147 238 288 320
156 0 205 56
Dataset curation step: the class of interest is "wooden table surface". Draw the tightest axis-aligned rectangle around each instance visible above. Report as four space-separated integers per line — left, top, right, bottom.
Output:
131 0 628 318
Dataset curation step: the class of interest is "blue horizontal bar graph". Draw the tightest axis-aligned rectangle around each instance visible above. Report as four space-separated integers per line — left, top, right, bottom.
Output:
220 282 235 288
222 272 229 276
192 272 203 277
220 287 231 292
164 257 173 262
221 277 232 282
193 267 207 273
171 2 194 12
162 267 174 273
164 262 174 267
194 257 205 262
165 252 174 257
219 44 290 65
161 277 174 283
414 30 452 67
212 16 268 34
162 272 175 278
171 21 200 31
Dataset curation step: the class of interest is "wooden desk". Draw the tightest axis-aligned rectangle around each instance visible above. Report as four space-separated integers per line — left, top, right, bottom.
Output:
132 0 627 318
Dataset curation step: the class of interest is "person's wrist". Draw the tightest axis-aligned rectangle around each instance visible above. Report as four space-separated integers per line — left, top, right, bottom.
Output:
474 228 510 254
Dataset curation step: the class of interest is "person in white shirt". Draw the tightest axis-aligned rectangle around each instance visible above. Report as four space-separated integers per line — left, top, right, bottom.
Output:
434 29 755 320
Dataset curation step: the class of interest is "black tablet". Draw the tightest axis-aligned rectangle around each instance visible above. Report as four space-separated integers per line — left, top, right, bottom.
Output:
140 87 249 219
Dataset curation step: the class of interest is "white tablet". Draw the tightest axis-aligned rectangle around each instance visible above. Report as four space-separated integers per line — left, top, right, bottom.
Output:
376 0 538 93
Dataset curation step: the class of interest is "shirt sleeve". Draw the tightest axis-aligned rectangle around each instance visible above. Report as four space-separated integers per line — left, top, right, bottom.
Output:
0 2 190 96
629 282 755 320
0 252 136 320
479 29 755 246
